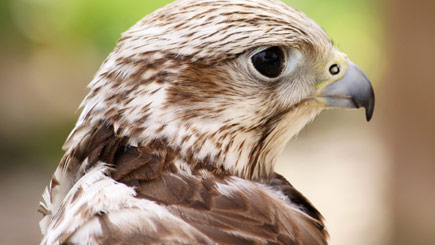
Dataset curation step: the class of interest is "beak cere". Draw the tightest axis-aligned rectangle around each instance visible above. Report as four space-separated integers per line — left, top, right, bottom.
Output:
320 61 375 121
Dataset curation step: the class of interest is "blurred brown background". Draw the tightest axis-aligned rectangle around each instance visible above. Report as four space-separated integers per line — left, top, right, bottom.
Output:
0 0 434 244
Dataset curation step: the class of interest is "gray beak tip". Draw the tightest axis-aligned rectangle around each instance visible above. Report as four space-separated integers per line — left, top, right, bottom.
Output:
358 92 374 121
350 62 375 122
364 91 375 122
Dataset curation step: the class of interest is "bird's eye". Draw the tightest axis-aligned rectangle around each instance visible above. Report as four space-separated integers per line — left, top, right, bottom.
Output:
251 46 284 79
329 64 340 75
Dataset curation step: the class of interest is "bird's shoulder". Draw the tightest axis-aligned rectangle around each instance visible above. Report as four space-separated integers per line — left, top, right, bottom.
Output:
40 121 327 244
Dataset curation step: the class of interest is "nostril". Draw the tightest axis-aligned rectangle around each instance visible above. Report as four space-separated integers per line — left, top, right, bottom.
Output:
329 64 340 75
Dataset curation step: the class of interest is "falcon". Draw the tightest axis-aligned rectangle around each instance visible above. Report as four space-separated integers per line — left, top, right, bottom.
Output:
39 0 374 244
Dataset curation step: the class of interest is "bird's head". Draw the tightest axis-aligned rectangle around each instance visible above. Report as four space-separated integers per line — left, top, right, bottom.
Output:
69 0 374 181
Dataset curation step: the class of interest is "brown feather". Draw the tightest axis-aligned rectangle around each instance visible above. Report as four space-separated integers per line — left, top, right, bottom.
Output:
57 122 328 244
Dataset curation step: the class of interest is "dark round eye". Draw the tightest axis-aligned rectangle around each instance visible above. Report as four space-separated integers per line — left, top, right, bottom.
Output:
329 64 340 75
251 46 284 78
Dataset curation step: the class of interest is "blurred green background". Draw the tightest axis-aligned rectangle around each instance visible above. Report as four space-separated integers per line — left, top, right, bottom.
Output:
1 0 434 244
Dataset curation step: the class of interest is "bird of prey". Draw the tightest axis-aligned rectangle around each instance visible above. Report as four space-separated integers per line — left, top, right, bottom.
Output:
39 0 374 244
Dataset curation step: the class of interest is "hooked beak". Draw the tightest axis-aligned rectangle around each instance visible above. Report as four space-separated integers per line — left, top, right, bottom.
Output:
319 61 375 121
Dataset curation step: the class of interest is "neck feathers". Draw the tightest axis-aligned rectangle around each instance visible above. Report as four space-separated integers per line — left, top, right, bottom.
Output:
65 100 320 182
